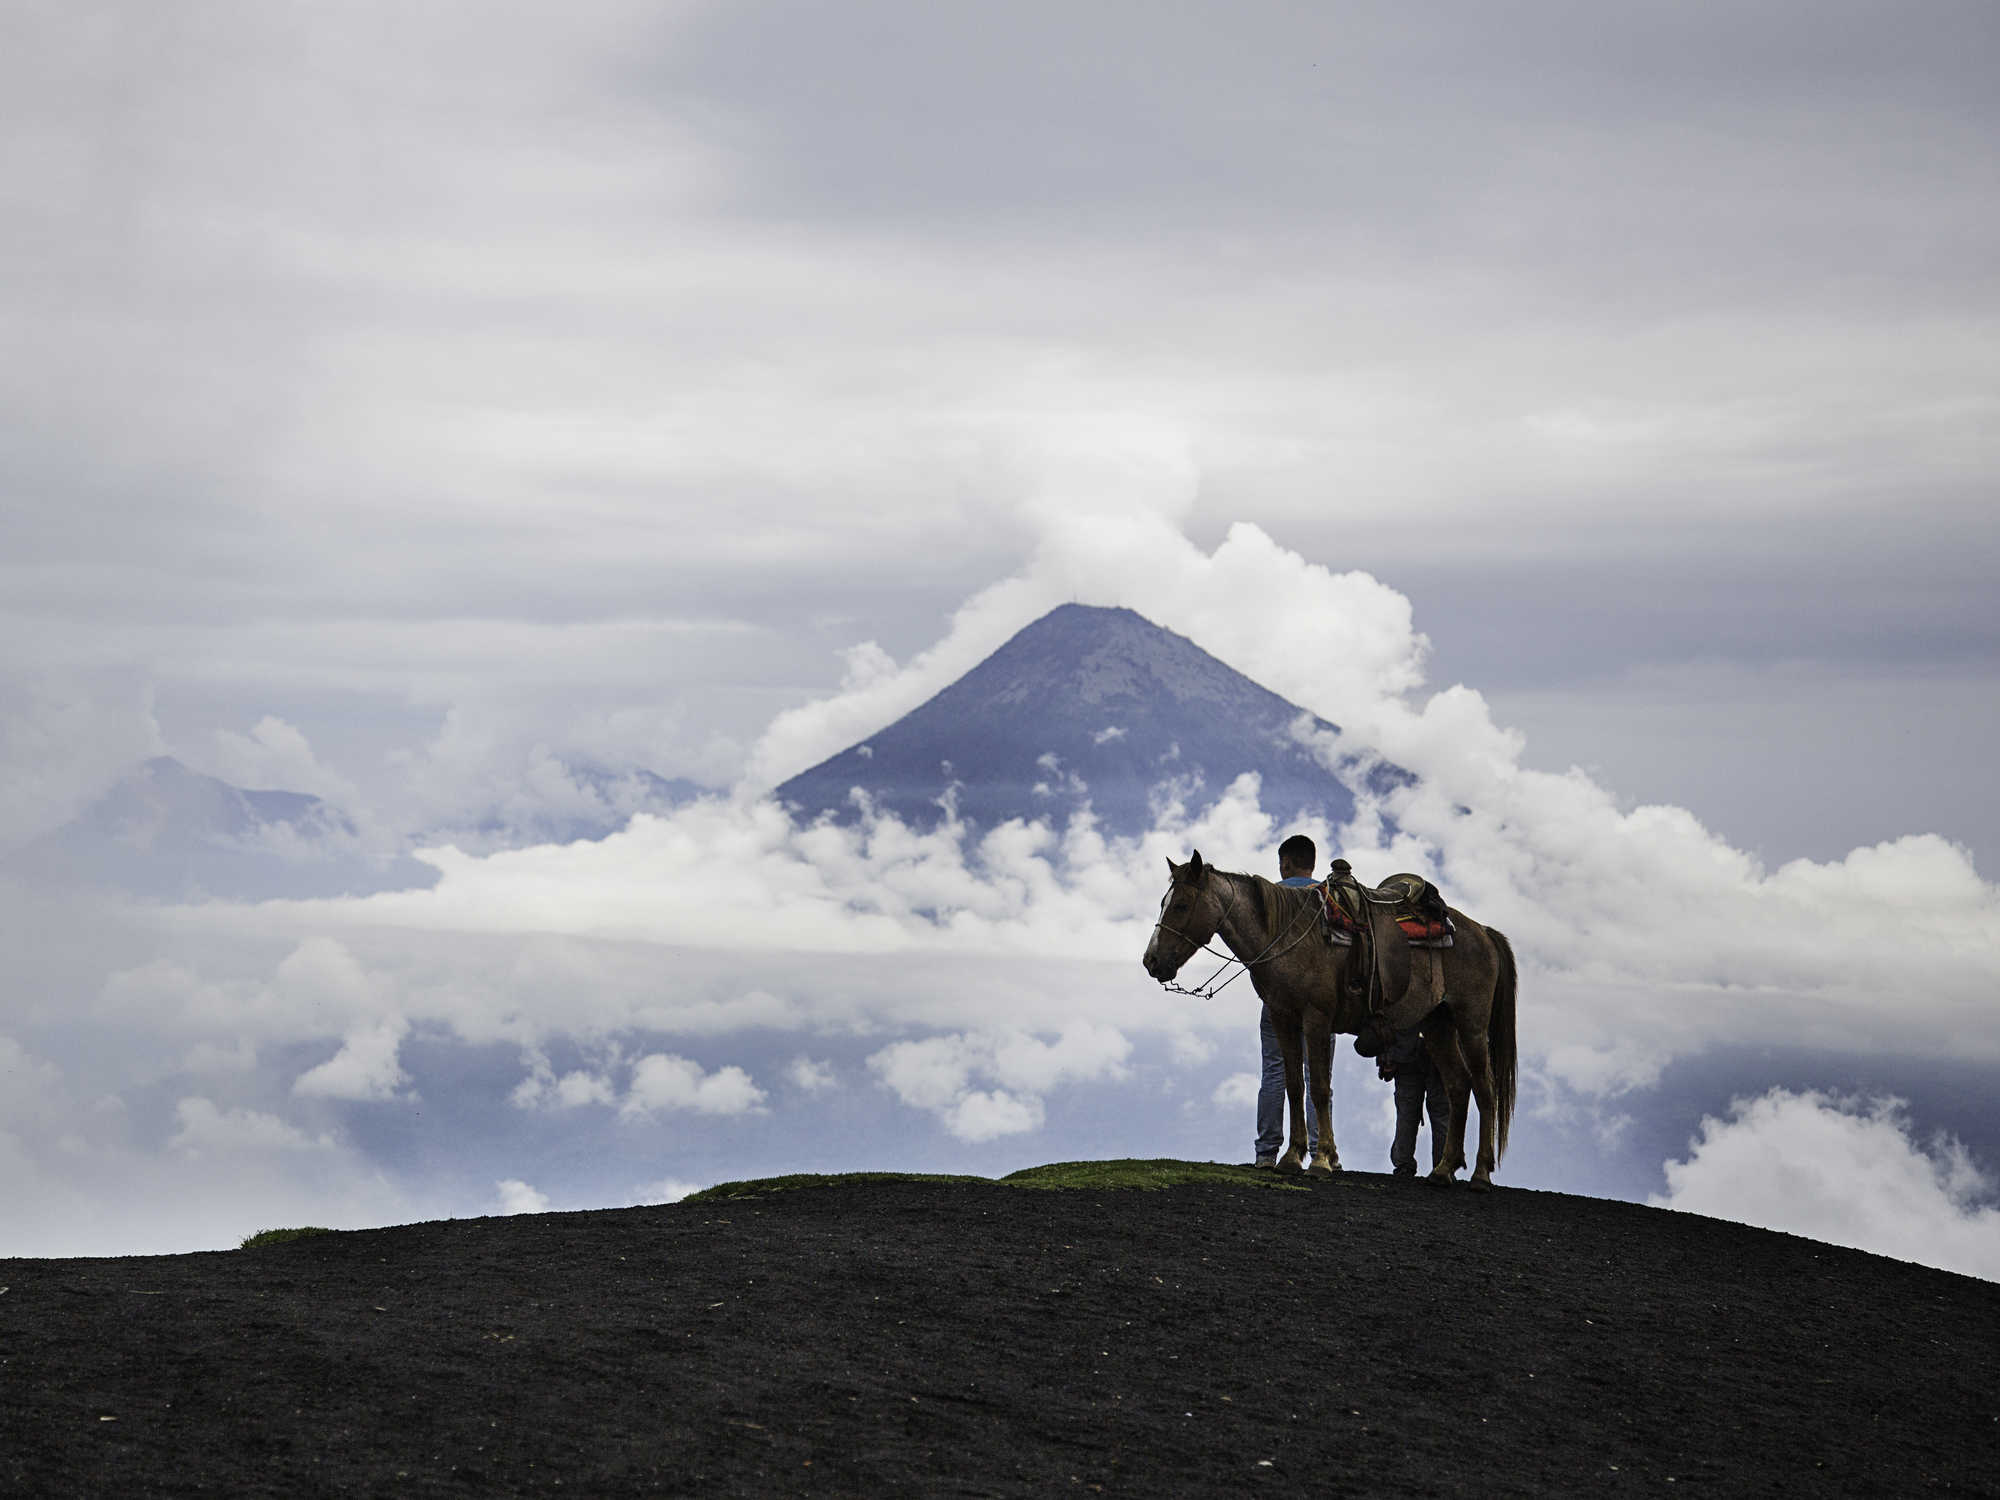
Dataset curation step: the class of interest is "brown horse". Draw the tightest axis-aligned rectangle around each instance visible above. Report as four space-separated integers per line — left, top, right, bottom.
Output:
1141 850 1519 1189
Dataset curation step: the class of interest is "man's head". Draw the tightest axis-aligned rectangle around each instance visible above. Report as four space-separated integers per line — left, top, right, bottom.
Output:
1278 833 1316 880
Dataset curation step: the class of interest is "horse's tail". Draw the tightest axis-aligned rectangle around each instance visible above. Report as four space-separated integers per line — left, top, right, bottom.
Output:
1487 927 1518 1162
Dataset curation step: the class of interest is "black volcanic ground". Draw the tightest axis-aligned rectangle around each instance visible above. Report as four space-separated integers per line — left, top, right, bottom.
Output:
3 1173 1996 1497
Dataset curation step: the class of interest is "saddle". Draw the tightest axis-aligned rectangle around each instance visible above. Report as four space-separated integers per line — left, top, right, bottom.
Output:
1319 862 1453 948
1321 859 1455 1057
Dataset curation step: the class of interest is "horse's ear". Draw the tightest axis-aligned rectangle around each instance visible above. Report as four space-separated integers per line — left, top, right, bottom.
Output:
1188 849 1204 874
1165 856 1179 878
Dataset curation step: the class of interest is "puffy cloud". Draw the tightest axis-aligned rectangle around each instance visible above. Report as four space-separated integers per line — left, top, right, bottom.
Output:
274 937 376 1017
170 1098 334 1157
292 1016 412 1101
787 1057 837 1093
1212 1073 1259 1111
211 717 363 810
946 1090 1044 1142
869 1034 984 1114
1654 1089 2000 1283
496 1179 550 1215
632 1177 704 1205
508 1046 624 1111
868 1023 1132 1141
621 1054 767 1118
554 1071 619 1108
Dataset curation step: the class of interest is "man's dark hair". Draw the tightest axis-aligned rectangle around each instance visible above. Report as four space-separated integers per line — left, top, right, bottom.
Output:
1278 834 1316 872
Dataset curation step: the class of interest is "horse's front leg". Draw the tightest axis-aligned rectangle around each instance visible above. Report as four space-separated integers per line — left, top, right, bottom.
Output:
1276 1012 1308 1172
1305 1011 1339 1174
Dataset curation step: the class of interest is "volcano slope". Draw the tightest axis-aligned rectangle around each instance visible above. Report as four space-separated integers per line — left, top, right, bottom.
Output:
3 1166 1996 1497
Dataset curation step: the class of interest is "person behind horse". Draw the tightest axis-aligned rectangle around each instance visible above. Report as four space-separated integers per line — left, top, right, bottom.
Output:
1379 1006 1451 1179
1254 832 1323 1168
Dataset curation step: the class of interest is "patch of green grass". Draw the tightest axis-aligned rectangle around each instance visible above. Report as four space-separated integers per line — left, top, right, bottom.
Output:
1001 1158 1309 1192
683 1159 1310 1204
239 1226 336 1250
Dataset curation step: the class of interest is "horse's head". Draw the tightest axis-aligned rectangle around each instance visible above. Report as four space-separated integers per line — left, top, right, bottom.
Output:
1142 850 1225 982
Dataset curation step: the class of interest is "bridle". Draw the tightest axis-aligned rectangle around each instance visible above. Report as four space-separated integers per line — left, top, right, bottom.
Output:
1151 868 1324 1000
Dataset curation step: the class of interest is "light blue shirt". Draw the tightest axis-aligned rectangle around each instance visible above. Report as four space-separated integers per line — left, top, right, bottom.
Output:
1278 875 1318 887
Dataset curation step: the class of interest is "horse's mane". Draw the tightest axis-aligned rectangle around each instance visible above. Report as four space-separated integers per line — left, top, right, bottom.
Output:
1211 867 1321 939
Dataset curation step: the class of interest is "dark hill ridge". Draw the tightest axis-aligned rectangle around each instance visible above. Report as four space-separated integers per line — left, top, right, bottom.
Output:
3 1171 1995 1496
777 603 1405 838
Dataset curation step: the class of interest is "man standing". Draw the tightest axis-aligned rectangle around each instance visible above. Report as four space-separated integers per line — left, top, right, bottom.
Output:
1255 833 1323 1168
1379 1008 1452 1179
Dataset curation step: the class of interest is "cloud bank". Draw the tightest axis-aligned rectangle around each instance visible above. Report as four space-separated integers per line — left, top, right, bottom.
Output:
1 499 1975 1266
1656 1089 2000 1283
230 503 1997 1105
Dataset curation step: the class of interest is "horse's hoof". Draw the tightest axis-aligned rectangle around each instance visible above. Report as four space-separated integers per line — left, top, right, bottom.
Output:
1425 1171 1456 1190
1307 1158 1337 1176
1465 1176 1493 1194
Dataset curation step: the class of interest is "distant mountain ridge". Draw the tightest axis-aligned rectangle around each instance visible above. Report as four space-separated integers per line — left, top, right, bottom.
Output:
776 604 1403 838
12 757 434 901
20 607 1401 899
16 757 709 901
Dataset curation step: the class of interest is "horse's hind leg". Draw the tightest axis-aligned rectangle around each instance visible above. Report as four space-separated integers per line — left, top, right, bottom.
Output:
1457 1029 1499 1192
1426 1033 1472 1187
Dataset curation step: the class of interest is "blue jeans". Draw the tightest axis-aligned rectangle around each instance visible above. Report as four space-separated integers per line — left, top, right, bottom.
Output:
1256 1004 1321 1160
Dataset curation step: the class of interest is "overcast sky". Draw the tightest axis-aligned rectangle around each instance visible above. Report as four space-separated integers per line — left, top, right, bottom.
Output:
3 1 1998 1269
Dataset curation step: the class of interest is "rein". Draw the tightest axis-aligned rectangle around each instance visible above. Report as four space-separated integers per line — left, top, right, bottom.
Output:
1153 871 1323 1000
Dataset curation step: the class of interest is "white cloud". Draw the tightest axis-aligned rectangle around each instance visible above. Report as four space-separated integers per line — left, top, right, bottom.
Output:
632 1177 704 1205
945 1090 1044 1142
869 1034 982 1114
787 1056 837 1092
170 1098 333 1157
868 1024 1132 1141
1654 1089 2000 1283
1212 1073 1259 1111
292 1016 412 1101
496 1179 550 1215
211 716 362 809
511 1047 625 1111
274 937 376 1016
620 1054 767 1118
555 1070 618 1108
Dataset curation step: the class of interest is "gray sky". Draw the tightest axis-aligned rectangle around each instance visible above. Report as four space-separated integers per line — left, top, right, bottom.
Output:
5 0 1996 861
3 1 1999 1263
